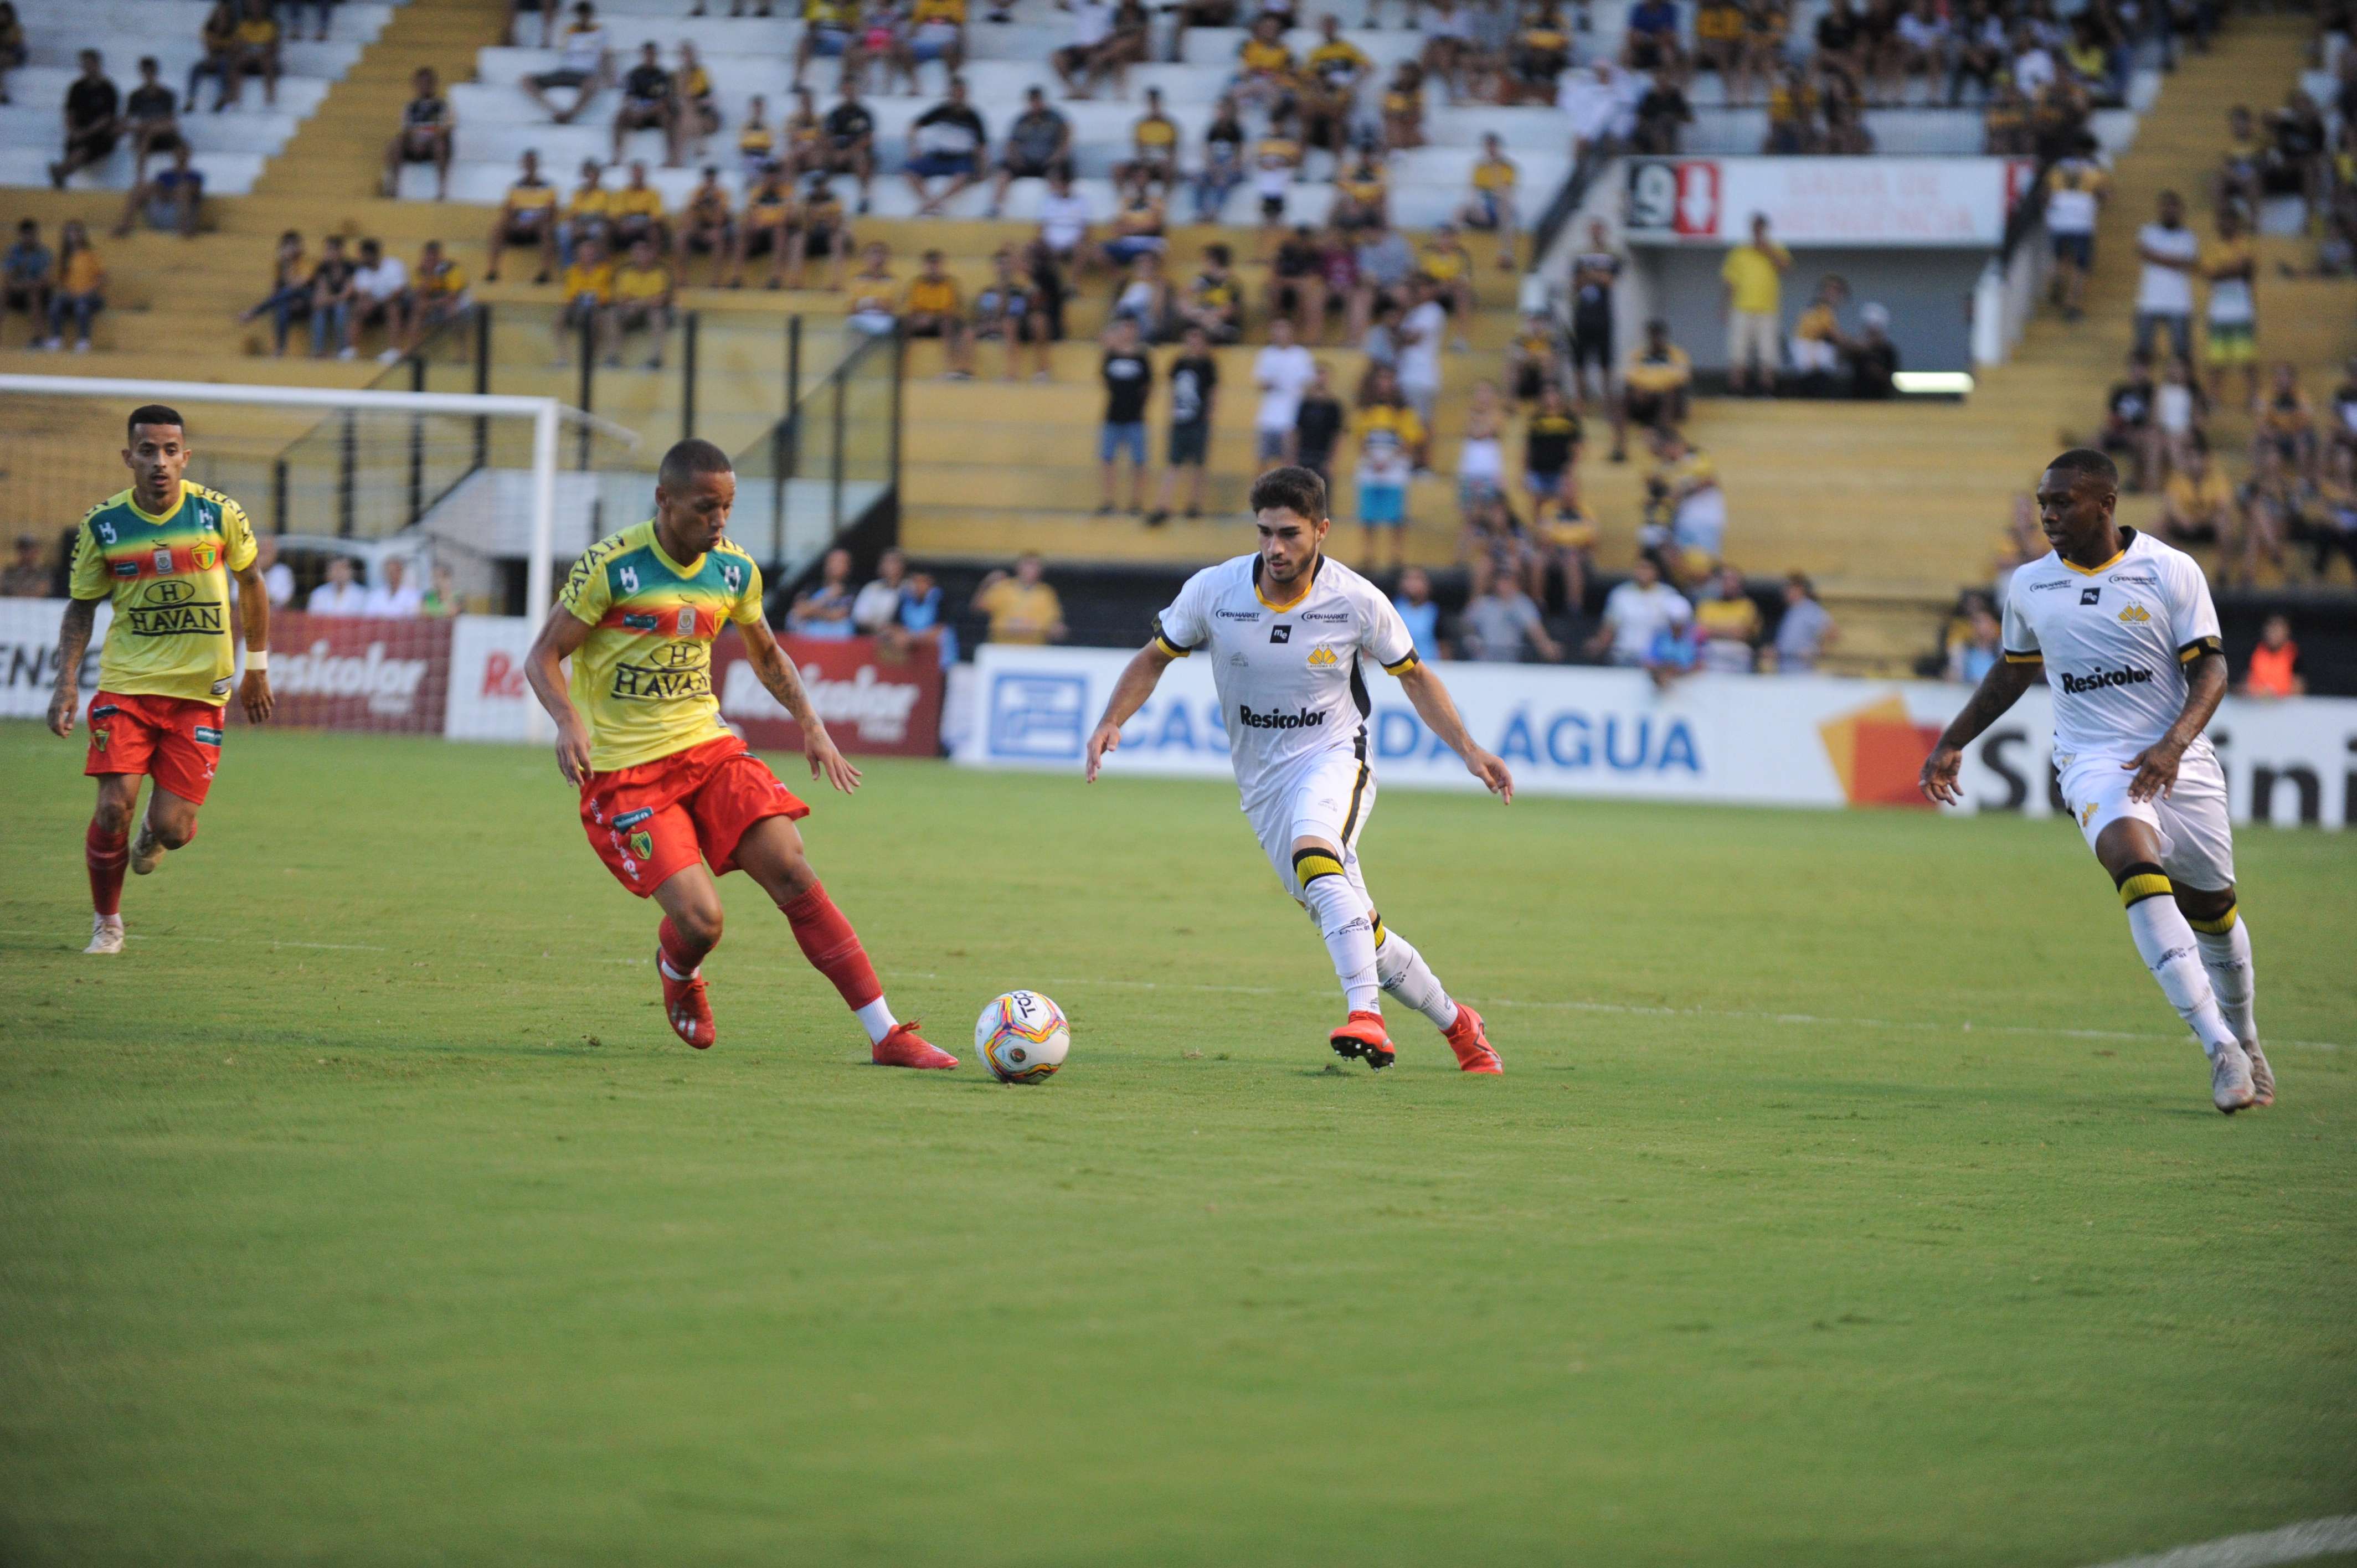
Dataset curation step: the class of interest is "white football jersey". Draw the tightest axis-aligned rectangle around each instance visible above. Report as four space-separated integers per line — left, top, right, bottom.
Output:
1153 553 1421 799
2001 527 2223 764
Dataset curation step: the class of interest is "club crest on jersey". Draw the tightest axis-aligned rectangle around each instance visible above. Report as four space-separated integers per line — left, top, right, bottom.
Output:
2080 587 2102 606
191 542 219 571
1306 646 1337 666
1269 625 1291 644
2117 604 2150 623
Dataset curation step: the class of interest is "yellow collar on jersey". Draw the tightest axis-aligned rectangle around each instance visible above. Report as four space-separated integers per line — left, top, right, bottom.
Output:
1253 553 1321 612
2059 526 2134 576
126 480 190 525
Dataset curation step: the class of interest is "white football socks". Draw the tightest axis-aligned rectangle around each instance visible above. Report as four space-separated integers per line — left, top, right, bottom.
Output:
1373 926 1460 1033
2194 916 2256 1044
855 998 899 1046
2124 897 2239 1056
1301 874 1382 1014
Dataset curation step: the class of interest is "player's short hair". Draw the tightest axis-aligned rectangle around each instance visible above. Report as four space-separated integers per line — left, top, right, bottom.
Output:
1249 466 1328 522
126 405 185 441
657 437 734 493
2046 447 2119 491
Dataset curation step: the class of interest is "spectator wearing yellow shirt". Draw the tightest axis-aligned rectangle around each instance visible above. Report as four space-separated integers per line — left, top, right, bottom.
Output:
894 0 967 94
2158 440 2235 546
673 41 720 162
485 149 558 283
1720 213 1789 394
1115 85 1180 193
1789 273 1845 380
403 240 470 353
557 157 611 267
972 554 1066 645
1233 15 1295 115
1418 221 1476 336
554 234 613 365
1692 564 1762 673
902 248 975 378
1457 134 1519 269
677 166 735 287
603 237 674 368
2201 204 2258 412
730 169 797 290
43 220 105 352
606 160 671 260
1622 318 1692 431
1328 148 1388 234
225 0 280 110
1299 16 1370 165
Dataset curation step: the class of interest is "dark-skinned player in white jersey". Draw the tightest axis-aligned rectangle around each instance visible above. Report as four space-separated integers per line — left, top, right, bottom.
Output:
1921 448 2268 1114
1084 466 1512 1072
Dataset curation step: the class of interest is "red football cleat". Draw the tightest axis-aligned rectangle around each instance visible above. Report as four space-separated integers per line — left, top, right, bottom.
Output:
874 1020 958 1069
1329 1009 1396 1070
658 950 715 1050
1444 1002 1502 1074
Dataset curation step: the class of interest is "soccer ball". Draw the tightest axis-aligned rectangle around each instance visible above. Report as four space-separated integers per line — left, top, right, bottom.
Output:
975 991 1070 1084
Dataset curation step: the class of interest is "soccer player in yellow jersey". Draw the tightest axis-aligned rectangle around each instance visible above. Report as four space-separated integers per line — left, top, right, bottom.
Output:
46 405 274 955
523 439 955 1066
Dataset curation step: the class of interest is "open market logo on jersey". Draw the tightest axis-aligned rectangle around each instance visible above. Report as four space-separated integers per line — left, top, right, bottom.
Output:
1818 695 1943 809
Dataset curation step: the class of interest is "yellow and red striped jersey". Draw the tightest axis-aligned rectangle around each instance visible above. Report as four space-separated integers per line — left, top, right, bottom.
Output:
66 479 258 704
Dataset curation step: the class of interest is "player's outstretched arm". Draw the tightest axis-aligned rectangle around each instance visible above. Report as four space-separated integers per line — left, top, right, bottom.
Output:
1396 661 1513 802
2124 650 2226 803
739 617 861 795
231 560 274 724
524 605 598 786
1919 657 2040 805
46 597 98 737
1084 641 1177 782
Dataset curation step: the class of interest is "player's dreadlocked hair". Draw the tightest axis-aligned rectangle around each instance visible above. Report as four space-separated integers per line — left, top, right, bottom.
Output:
1249 466 1328 522
127 404 185 440
658 437 734 492
2047 447 2119 491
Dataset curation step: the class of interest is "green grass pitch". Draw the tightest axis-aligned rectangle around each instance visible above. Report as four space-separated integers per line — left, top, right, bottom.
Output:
2 722 2353 1566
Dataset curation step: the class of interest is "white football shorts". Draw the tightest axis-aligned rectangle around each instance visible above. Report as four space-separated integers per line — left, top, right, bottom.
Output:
1245 746 1377 905
2058 741 2235 891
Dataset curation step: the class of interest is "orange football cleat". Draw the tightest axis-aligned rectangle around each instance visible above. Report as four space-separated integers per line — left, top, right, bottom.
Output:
1329 1009 1396 1070
659 951 716 1050
874 1020 958 1069
1444 1002 1502 1074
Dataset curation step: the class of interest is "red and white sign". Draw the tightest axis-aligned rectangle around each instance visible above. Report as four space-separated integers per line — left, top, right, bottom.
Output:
712 630 943 757
235 611 452 734
1626 157 2032 246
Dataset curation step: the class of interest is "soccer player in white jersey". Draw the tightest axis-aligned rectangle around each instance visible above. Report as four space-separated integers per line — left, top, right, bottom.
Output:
1921 448 2269 1115
1084 467 1514 1072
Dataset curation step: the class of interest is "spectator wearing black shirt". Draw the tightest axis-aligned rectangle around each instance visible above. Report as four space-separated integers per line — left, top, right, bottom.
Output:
1843 301 1900 398
905 77 987 215
2100 352 2159 491
1524 381 1582 504
1097 317 1153 515
1265 225 1324 340
611 42 674 165
384 66 455 199
1813 0 1865 96
1192 97 1246 223
49 51 119 188
822 85 876 213
1293 363 1346 494
2330 356 2357 463
3 219 53 344
1633 65 1695 154
988 87 1072 217
122 58 181 180
307 233 356 359
1150 324 1219 523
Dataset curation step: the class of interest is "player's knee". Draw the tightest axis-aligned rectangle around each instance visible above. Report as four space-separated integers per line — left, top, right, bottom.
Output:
2174 883 2237 930
152 816 195 850
90 797 133 836
1290 840 1346 889
675 901 725 949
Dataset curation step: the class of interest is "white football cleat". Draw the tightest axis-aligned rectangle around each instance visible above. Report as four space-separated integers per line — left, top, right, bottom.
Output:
83 914 125 955
2210 1042 2257 1115
2241 1040 2274 1107
130 821 166 876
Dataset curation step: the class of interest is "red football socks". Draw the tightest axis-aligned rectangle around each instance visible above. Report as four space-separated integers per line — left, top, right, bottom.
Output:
85 822 127 917
657 915 713 977
779 881 883 1010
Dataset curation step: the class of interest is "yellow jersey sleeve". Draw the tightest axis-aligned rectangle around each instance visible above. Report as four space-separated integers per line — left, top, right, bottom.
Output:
222 496 258 575
728 551 766 626
559 540 616 627
68 518 111 600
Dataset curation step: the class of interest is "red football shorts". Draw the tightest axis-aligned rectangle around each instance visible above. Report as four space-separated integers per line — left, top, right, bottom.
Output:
84 690 226 806
579 734 810 897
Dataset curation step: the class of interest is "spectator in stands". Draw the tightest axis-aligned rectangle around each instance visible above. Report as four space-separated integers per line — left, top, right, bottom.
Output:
350 238 409 362
1586 556 1687 666
1101 177 1168 273
309 555 366 615
1418 224 1477 338
2041 135 2106 322
1394 273 1448 429
972 554 1066 644
1460 572 1560 663
237 229 304 355
3 219 53 346
1355 364 1424 571
1633 64 1696 153
1145 324 1219 524
1391 567 1442 663
2263 90 2329 217
1174 244 1241 345
610 42 675 166
400 239 469 351
1652 427 1727 581
1843 302 1900 398
2256 360 2318 481
2158 437 2234 546
524 2 610 126
891 0 966 94
1051 0 1116 98
2332 357 2357 462
2 534 47 597
420 563 457 616
671 41 718 163
1329 148 1388 236
1691 565 1761 673
1522 380 1582 507
905 77 987 215
1098 316 1154 514
608 160 668 259
1460 491 1533 599
1505 311 1560 406
223 0 280 110
1251 109 1303 249
2231 442 2298 586
844 241 896 334
1623 318 1691 434
509 0 554 47
851 548 909 635
974 245 1047 380
2201 204 2258 412
48 51 119 190
114 143 205 241
1763 62 1818 154
1945 601 2001 683
484 152 558 285
779 87 826 178
1032 166 1092 281
2305 444 2357 579
989 88 1073 219
794 0 863 89
1443 135 1520 272
1721 212 1789 395
1231 14 1295 113
1299 16 1368 170
735 94 776 179
1117 87 1179 194
1771 572 1835 671
674 168 733 286
361 558 424 618
1457 378 1506 507
1108 251 1170 341
1380 60 1425 152
2151 354 2202 474
384 67 455 201
1294 363 1346 494
2100 351 2159 489
42 221 104 353
1557 59 1628 158
604 236 673 367
2236 614 2305 698
1192 97 1247 223
902 248 973 378
253 536 294 606
787 548 858 638
794 174 852 290
118 57 182 183
2133 190 2199 365
1165 0 1236 63
1788 274 1844 389
1253 316 1317 471
187 0 238 111
728 170 797 291
1095 0 1155 99
552 233 610 364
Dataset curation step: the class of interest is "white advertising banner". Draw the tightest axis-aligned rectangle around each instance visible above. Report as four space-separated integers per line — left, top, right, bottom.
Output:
444 613 538 740
956 644 2357 828
1624 157 2037 246
0 597 107 720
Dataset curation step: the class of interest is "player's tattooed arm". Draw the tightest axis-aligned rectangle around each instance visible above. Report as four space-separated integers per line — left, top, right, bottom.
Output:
1396 661 1514 802
2124 650 2226 803
740 618 861 795
1084 640 1178 782
46 597 97 737
231 561 275 724
1919 658 2041 805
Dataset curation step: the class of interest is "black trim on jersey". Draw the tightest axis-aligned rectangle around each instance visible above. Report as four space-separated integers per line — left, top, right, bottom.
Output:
1348 650 1370 720
2003 647 2043 664
1340 731 1371 844
1150 614 1197 657
2178 635 2222 664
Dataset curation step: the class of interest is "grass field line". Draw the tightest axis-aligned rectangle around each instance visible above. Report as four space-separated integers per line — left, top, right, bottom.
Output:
0 927 389 953
2078 1514 2357 1568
